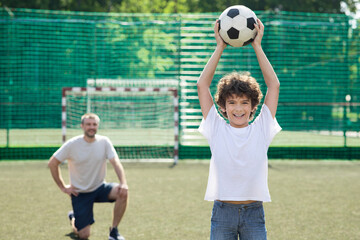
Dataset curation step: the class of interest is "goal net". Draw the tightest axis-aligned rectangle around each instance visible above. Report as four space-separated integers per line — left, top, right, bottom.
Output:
62 86 179 163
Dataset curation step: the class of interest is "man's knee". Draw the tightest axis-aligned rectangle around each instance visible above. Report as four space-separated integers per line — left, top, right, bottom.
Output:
78 232 90 239
113 185 128 201
78 225 90 239
117 190 128 202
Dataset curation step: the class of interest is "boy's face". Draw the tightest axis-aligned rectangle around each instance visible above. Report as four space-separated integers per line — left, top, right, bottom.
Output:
81 118 99 138
221 94 255 128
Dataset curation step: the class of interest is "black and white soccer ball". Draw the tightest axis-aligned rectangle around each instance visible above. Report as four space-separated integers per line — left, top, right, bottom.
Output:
218 5 258 47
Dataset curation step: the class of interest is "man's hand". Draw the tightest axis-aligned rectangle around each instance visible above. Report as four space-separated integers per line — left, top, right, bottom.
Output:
117 184 129 198
62 184 79 197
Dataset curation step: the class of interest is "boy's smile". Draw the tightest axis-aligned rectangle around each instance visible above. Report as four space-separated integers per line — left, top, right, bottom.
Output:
221 94 255 128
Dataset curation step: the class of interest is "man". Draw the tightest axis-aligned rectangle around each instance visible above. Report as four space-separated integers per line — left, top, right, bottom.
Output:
48 113 128 240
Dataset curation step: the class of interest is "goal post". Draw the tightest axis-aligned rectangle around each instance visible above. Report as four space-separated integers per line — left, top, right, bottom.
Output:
62 86 179 164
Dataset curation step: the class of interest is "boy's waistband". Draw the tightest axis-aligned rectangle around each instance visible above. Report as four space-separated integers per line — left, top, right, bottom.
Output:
215 200 263 209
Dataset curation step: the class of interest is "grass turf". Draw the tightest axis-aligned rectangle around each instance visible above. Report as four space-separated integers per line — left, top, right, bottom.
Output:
0 160 359 239
1 129 360 147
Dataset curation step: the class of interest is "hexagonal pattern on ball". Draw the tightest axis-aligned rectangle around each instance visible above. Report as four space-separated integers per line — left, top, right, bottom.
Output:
218 5 258 47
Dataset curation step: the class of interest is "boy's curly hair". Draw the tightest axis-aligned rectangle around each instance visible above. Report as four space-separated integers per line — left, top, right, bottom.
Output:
215 72 263 121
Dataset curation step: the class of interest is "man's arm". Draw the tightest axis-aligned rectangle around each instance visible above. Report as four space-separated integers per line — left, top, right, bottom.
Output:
109 156 128 196
48 156 78 196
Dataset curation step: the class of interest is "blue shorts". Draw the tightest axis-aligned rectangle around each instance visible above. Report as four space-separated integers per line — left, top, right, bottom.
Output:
71 183 116 231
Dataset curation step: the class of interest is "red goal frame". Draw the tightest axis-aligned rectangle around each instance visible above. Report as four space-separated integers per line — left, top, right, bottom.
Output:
62 87 179 163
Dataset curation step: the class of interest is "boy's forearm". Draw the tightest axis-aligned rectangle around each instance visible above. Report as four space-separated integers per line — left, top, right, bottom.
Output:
254 44 279 117
197 46 225 88
253 46 279 88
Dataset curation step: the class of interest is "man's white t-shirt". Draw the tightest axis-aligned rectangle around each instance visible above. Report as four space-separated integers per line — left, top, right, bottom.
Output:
198 104 281 202
54 135 118 193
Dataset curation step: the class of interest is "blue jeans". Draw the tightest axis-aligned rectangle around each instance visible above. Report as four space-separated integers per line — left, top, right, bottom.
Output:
210 201 267 240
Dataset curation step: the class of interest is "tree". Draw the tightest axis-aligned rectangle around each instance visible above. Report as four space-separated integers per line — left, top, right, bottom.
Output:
1 0 358 14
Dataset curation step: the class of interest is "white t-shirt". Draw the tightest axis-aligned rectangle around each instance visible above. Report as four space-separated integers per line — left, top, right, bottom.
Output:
198 104 281 202
54 135 118 193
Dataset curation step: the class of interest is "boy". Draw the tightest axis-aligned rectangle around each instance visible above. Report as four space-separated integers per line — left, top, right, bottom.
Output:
197 19 281 240
48 113 128 240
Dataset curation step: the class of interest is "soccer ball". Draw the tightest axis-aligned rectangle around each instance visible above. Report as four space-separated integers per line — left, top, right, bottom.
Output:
218 5 258 47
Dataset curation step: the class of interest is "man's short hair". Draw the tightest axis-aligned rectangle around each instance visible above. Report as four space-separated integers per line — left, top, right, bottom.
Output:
81 113 100 124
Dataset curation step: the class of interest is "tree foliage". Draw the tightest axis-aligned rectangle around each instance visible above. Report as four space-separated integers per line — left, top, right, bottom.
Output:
1 0 358 14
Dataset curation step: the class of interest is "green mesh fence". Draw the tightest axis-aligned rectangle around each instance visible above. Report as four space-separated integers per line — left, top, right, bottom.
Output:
1 8 359 160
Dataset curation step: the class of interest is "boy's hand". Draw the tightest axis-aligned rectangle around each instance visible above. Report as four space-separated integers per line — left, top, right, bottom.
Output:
251 18 264 48
215 20 227 50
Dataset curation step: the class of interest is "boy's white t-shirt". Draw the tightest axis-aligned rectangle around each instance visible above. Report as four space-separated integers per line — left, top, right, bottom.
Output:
54 135 117 193
198 104 281 202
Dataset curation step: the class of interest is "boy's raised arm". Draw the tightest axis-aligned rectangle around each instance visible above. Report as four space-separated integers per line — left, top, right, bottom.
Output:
252 19 280 118
197 20 227 119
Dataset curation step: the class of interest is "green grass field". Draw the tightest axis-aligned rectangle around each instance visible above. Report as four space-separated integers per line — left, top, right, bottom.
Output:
0 160 359 240
1 128 360 147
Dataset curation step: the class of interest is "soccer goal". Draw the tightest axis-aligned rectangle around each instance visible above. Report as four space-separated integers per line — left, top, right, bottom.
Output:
62 86 179 164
